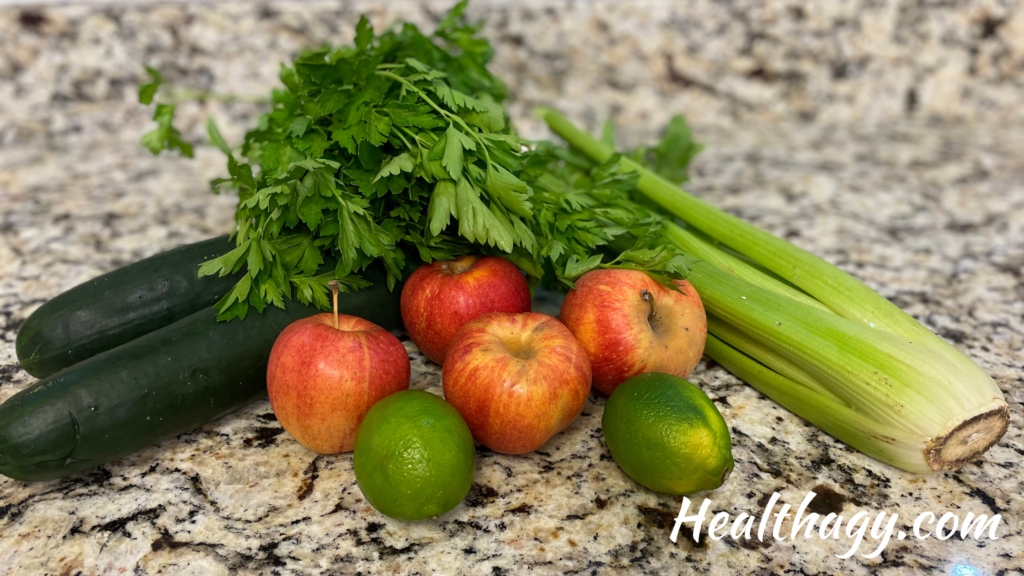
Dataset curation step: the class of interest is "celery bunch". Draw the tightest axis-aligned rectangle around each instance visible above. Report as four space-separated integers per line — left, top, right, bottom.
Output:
543 110 1008 473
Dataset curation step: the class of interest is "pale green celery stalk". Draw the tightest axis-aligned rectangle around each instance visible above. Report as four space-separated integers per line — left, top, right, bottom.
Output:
689 262 981 431
541 108 1009 472
706 313 842 403
704 334 936 473
665 223 833 314
689 260 1007 472
542 109 939 347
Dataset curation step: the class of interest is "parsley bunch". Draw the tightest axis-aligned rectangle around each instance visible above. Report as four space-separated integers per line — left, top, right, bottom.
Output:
142 2 696 321
518 143 693 289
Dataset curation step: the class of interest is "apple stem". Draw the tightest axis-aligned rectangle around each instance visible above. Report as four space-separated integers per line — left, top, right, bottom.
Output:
439 256 475 275
641 289 657 323
328 279 340 329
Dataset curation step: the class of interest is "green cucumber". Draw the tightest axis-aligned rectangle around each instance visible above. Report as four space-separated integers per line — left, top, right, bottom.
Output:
16 236 239 378
0 263 404 482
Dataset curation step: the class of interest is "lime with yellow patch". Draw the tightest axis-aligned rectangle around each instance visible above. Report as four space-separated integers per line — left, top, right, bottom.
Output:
353 390 476 521
602 372 733 495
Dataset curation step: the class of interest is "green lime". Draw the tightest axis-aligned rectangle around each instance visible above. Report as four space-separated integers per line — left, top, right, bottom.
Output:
353 390 476 521
602 372 733 495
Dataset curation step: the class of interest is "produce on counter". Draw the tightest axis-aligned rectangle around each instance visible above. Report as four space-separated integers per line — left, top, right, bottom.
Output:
353 390 476 521
16 236 238 378
602 373 733 495
442 312 591 454
543 110 1009 473
559 269 706 395
0 262 403 482
1 0 999 489
400 255 531 364
267 283 410 454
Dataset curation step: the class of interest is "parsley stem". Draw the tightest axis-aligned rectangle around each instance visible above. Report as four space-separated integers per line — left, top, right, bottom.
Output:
375 69 491 165
391 127 415 151
164 86 271 105
375 70 449 118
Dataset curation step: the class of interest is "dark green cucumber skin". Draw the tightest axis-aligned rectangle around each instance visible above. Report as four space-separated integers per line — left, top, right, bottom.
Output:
0 263 403 482
16 236 239 379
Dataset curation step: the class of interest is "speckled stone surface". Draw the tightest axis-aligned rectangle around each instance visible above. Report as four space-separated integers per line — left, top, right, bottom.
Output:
4 0 1024 152
1 1 1023 575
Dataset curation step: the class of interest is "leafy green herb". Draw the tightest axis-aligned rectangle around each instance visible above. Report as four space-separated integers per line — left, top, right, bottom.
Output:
138 66 164 105
616 115 703 184
140 103 193 158
520 146 694 290
141 1 692 320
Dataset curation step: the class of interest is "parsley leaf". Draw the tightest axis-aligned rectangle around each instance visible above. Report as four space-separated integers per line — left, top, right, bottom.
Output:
140 104 193 157
138 66 164 105
624 114 702 184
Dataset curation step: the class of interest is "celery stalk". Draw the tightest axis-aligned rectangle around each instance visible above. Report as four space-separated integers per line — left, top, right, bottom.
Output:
704 334 942 473
543 109 936 345
542 109 1009 473
665 223 833 314
706 313 843 403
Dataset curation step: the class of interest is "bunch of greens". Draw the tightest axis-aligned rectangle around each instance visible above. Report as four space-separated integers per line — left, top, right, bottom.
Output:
142 2 689 320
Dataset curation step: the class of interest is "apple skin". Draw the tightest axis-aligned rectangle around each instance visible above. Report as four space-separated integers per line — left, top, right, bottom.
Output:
559 269 706 396
442 312 592 454
401 255 531 365
267 314 410 454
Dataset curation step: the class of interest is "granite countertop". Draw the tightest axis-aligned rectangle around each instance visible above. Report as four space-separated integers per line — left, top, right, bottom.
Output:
1 2 1023 575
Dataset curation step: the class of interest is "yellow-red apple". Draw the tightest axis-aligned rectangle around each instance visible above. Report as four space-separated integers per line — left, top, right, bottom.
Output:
401 255 531 365
267 313 410 454
559 269 706 395
442 312 591 454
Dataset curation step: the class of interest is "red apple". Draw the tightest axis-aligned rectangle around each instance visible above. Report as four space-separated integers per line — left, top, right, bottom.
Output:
442 312 591 454
559 269 706 395
401 255 531 365
267 313 410 454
